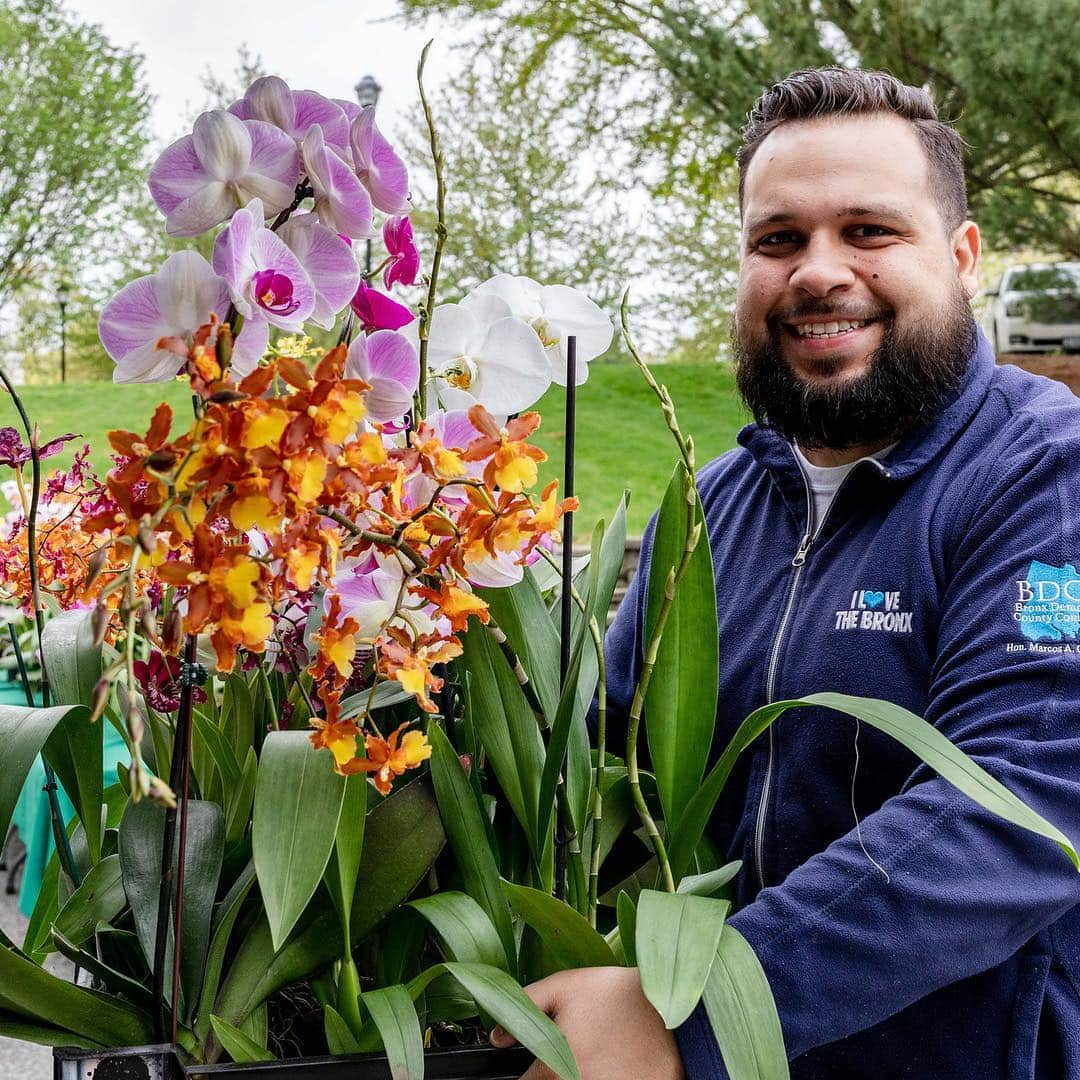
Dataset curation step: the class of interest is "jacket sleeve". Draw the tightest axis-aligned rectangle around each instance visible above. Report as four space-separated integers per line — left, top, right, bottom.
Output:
716 426 1080 1063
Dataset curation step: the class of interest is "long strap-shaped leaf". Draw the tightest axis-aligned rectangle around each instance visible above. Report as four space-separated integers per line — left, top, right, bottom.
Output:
701 926 789 1080
410 892 508 970
364 984 425 1080
636 890 729 1029
403 962 580 1080
669 692 1080 881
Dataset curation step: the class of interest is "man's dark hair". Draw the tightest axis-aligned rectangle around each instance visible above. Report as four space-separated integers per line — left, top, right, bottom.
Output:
737 67 968 231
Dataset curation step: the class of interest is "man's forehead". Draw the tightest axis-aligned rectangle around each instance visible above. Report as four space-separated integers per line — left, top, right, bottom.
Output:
741 113 932 221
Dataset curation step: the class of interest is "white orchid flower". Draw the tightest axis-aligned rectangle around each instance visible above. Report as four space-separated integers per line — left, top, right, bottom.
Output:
464 273 614 386
409 297 552 414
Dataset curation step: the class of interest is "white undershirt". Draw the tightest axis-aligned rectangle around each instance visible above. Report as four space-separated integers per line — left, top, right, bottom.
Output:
793 442 898 537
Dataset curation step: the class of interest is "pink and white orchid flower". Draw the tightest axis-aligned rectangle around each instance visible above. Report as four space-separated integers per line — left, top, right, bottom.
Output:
212 198 316 375
465 273 614 386
344 330 419 423
412 297 551 414
230 76 351 159
350 108 410 214
148 110 299 237
382 216 420 289
99 251 230 383
302 124 374 240
276 213 361 330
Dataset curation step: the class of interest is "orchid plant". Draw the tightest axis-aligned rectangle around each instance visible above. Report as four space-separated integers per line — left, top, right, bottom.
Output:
2 56 1076 1080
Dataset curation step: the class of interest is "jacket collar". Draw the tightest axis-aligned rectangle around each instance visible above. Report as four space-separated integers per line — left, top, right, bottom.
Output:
737 324 996 492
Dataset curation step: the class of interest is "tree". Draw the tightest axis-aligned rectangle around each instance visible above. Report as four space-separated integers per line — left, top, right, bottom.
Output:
0 0 152 299
402 38 638 346
397 0 1080 258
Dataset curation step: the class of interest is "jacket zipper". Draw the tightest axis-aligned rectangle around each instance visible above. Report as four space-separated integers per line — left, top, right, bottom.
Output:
751 458 884 891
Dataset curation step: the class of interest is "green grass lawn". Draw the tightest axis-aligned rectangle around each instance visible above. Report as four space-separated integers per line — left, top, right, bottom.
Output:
0 363 749 536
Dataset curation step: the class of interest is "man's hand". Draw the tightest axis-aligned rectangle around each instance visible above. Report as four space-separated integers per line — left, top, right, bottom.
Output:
490 966 685 1080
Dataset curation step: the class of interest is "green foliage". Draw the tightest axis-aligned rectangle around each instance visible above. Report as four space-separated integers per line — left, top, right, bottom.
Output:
398 0 1080 263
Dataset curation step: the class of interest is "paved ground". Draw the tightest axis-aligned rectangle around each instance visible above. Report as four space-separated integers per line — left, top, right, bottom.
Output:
1 834 59 1079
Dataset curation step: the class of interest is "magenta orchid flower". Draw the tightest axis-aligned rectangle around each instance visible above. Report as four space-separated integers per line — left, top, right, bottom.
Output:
134 650 208 713
276 213 361 329
302 124 374 240
0 429 78 469
344 330 419 422
350 279 415 332
230 75 351 159
148 111 299 237
99 251 231 383
331 550 405 639
212 198 316 375
350 108 410 214
382 216 420 289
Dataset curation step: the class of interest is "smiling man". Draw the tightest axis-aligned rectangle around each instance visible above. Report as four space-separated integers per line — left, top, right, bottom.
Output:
492 68 1080 1078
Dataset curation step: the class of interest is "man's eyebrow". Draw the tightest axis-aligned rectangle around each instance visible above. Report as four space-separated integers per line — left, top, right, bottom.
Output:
744 204 917 234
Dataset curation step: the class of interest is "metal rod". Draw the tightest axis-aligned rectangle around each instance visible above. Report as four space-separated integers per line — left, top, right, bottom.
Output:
554 336 577 902
152 633 197 1042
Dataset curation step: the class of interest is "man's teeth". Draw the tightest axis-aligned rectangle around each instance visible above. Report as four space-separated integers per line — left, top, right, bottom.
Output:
794 319 867 337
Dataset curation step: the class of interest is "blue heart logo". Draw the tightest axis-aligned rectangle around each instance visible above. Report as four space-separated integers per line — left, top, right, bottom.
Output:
864 591 885 609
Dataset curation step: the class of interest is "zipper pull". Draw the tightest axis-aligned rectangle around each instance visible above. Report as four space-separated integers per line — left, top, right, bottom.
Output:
792 532 813 567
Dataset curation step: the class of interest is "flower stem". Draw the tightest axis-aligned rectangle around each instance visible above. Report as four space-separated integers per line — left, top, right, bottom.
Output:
587 614 606 926
618 292 706 894
415 39 447 422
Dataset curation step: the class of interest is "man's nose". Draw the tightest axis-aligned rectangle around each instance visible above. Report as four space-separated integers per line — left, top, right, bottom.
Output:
787 236 856 297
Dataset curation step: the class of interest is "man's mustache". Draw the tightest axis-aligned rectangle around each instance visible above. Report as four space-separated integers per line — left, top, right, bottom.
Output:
770 300 893 323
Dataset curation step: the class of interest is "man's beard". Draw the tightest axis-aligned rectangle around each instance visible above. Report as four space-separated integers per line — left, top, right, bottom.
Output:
733 291 975 451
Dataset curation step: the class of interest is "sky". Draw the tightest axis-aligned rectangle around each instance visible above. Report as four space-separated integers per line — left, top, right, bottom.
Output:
63 0 458 147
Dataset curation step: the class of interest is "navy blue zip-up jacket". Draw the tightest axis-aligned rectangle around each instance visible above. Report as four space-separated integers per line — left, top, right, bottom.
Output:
604 329 1080 1077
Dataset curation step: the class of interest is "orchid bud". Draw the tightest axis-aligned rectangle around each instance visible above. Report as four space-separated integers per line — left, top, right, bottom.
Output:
136 523 155 556
162 608 183 655
89 677 111 723
216 322 233 368
84 545 109 591
91 602 110 645
459 753 472 777
139 602 161 646
126 701 144 745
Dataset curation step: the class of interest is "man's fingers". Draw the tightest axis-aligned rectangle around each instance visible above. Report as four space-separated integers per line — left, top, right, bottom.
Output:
490 1024 515 1048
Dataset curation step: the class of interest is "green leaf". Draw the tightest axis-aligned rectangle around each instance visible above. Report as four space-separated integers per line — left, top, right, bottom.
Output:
211 1014 275 1063
457 619 545 846
253 731 347 950
364 984 425 1080
677 861 743 898
0 1009 101 1049
702 926 789 1080
213 776 445 1030
194 861 256 1045
502 880 616 976
52 853 125 947
616 891 637 967
225 745 257 849
221 672 255 761
410 892 508 970
428 722 516 971
636 890 729 1028
49 929 155 1012
326 771 367 949
644 462 717 835
0 703 94 861
40 609 101 708
0 939 151 1046
441 963 579 1080
192 709 242 788
479 566 563 725
324 1003 363 1055
670 692 1080 882
118 798 224 1018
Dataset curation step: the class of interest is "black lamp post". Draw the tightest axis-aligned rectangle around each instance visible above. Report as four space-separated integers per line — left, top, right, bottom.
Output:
56 281 71 384
354 75 382 275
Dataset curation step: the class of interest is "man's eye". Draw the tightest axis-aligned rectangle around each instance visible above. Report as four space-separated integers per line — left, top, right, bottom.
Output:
850 225 892 239
757 231 801 248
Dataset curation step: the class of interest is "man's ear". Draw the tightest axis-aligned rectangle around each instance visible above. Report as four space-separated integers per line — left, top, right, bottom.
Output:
952 220 981 300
